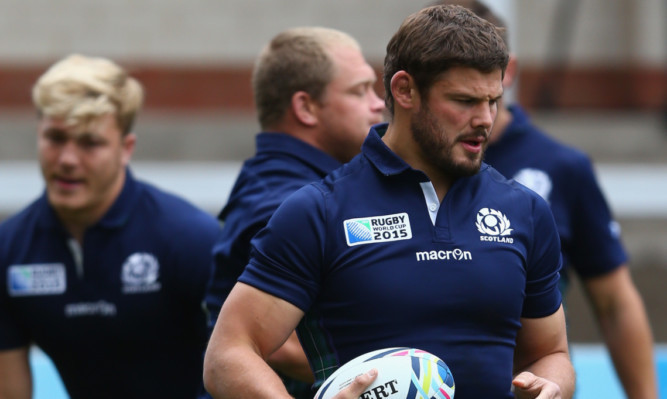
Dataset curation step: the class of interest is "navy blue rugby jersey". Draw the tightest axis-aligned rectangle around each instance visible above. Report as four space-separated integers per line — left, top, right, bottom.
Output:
204 132 342 399
485 105 628 286
0 170 221 399
240 123 563 399
207 132 341 327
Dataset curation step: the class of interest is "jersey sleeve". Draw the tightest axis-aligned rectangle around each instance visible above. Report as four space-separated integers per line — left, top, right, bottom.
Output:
0 226 30 349
206 173 285 330
0 301 29 349
567 157 628 278
522 193 563 318
0 283 30 349
239 184 326 312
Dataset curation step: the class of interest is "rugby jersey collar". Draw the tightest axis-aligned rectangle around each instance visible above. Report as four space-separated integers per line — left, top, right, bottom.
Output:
362 123 414 177
256 132 341 175
362 123 492 182
499 104 532 141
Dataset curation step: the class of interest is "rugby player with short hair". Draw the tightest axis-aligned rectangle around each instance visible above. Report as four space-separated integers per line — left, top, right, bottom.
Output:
202 26 384 399
0 54 221 398
204 5 575 399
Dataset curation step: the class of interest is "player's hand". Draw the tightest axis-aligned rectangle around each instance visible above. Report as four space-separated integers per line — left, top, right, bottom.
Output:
331 369 378 399
512 371 563 398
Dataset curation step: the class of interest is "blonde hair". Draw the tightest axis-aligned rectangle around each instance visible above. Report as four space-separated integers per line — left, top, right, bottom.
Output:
32 54 144 134
253 27 361 129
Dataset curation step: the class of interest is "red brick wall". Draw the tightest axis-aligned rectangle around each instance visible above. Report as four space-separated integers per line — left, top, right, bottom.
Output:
1 64 664 111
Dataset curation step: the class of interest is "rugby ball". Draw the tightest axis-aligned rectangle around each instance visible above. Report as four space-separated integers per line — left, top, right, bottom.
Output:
314 347 455 399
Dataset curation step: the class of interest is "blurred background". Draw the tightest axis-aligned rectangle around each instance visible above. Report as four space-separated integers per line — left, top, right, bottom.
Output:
0 0 665 397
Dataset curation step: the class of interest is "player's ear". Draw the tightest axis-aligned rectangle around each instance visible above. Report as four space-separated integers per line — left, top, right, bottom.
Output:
291 91 318 127
390 71 417 110
502 54 518 89
121 133 136 165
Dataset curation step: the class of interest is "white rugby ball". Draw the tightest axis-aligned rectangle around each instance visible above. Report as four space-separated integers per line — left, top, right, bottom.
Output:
314 347 455 399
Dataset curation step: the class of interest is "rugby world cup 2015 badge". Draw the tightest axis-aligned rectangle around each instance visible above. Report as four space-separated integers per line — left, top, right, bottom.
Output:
8 263 66 296
344 212 412 246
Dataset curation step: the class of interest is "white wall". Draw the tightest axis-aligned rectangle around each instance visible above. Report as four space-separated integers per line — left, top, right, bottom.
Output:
0 0 420 65
0 0 663 66
515 0 665 65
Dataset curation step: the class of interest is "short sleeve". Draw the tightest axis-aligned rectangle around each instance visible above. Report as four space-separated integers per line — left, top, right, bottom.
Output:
522 194 563 318
0 295 30 349
0 228 30 349
239 184 327 312
567 158 628 278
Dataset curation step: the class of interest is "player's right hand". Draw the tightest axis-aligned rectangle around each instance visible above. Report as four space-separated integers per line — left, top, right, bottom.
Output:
512 371 563 398
331 369 378 399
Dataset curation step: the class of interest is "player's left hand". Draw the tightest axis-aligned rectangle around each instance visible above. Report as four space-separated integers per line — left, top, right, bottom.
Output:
512 371 563 398
331 369 378 399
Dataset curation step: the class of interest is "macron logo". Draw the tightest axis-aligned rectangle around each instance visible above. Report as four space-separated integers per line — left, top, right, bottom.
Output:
416 248 472 262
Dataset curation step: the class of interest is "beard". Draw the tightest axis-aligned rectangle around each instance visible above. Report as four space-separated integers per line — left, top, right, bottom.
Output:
410 103 486 178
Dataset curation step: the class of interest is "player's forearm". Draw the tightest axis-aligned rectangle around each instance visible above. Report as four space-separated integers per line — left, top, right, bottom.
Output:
267 331 315 383
203 345 293 399
599 297 658 398
0 348 32 399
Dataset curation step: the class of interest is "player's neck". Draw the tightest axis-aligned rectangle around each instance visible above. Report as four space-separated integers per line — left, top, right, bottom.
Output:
383 122 453 202
56 212 94 244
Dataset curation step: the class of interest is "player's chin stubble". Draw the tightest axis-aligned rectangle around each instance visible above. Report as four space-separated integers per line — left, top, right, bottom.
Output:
410 107 483 178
